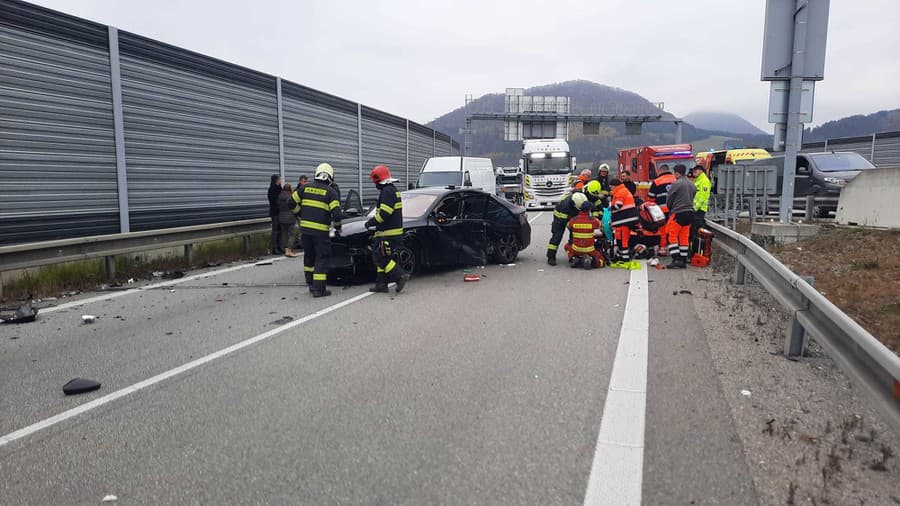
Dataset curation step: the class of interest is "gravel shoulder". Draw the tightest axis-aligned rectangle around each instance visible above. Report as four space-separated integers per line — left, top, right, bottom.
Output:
687 254 900 505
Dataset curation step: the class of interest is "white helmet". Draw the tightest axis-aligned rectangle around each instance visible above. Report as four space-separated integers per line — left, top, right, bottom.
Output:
571 191 588 210
315 163 334 182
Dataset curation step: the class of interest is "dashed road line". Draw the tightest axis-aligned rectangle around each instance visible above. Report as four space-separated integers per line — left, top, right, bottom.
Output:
528 211 544 224
583 262 649 505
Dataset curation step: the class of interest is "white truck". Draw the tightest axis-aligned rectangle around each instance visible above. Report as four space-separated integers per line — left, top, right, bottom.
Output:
520 139 576 209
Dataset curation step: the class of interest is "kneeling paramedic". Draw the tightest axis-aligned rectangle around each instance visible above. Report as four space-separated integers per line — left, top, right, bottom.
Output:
365 165 409 293
546 181 606 266
609 178 639 261
664 164 697 269
293 163 342 297
564 195 605 269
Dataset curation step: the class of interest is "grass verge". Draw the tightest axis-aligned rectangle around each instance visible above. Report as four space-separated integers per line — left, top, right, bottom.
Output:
2 233 270 304
768 225 900 356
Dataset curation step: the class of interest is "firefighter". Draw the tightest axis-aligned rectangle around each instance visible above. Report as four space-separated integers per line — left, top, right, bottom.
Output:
596 163 612 192
573 169 592 190
609 178 640 261
292 163 343 297
365 165 409 294
546 191 585 266
564 198 605 269
665 165 697 269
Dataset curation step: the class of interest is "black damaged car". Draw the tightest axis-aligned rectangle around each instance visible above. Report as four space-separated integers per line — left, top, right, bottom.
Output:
330 187 531 279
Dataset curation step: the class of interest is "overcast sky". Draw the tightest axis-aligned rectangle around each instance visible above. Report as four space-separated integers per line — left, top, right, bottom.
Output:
30 0 900 131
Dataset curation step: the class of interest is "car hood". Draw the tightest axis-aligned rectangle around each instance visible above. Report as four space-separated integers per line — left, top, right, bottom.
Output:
337 218 371 239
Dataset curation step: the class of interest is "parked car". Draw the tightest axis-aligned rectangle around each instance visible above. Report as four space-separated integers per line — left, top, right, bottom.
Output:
330 187 530 280
748 151 877 217
415 156 496 194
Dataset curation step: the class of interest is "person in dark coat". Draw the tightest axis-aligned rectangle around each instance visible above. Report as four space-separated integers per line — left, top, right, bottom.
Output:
277 184 299 257
268 174 283 254
621 170 638 198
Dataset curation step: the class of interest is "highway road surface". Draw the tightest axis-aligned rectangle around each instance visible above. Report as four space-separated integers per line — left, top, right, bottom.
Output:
0 212 758 505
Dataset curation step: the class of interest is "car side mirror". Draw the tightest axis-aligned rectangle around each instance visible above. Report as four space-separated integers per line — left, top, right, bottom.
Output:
463 171 473 187
434 211 449 224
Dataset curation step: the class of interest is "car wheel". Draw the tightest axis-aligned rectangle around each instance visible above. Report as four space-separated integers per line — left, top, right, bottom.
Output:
492 233 519 264
395 245 418 275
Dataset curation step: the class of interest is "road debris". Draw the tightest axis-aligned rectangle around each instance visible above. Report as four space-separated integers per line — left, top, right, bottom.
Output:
255 260 274 266
81 315 97 324
62 378 101 395
1 304 38 324
672 290 693 296
101 495 118 502
270 316 294 325
500 263 516 267
127 278 135 284
648 258 660 267
740 389 752 397
464 274 481 282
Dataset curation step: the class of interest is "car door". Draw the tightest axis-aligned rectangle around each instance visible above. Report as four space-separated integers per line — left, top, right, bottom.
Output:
794 156 813 195
427 194 466 266
456 192 489 265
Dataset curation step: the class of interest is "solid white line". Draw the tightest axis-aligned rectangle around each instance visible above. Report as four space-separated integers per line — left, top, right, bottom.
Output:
0 290 372 449
528 211 544 224
41 255 293 314
583 263 649 506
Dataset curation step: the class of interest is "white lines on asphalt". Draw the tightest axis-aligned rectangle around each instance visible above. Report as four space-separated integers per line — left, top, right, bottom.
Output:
40 256 294 314
0 290 372 449
583 263 649 506
528 211 544 224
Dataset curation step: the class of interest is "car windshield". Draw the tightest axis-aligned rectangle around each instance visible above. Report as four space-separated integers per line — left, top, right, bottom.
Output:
809 152 875 172
418 171 462 187
366 193 438 220
526 156 571 175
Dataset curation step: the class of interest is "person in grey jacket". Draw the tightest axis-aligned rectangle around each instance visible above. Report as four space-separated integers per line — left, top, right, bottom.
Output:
664 165 697 269
276 184 299 257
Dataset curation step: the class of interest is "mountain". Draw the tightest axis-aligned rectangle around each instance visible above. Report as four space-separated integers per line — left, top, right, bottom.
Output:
683 111 766 135
804 108 900 142
426 80 768 167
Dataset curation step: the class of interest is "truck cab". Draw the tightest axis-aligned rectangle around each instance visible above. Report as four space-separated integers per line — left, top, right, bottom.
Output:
521 139 575 209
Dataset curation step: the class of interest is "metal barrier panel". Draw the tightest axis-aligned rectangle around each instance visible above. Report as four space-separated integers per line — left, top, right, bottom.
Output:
281 82 360 200
874 132 900 167
451 142 461 156
0 2 119 245
408 123 435 184
361 107 407 204
117 32 280 231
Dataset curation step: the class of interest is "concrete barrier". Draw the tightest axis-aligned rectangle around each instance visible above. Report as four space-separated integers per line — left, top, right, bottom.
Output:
835 168 900 229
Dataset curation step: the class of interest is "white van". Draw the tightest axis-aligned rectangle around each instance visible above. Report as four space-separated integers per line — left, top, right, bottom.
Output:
416 156 496 195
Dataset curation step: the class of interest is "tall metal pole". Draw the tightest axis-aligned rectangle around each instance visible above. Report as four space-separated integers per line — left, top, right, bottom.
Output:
674 121 683 144
275 77 285 179
357 103 363 196
779 0 808 224
405 119 410 185
107 27 130 233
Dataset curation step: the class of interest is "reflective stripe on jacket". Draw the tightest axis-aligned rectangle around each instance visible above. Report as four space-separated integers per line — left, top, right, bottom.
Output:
648 172 676 210
567 211 600 253
610 184 639 227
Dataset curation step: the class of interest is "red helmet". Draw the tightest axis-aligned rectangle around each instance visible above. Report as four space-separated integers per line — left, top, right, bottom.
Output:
370 165 395 184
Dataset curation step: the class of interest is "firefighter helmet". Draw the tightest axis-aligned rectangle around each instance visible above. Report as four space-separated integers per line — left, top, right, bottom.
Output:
598 163 610 173
571 191 589 210
585 180 602 198
370 165 396 184
315 163 334 182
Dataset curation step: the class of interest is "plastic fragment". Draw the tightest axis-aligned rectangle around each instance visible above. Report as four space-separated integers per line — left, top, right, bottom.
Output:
81 315 96 324
63 378 101 395
1 304 38 324
740 389 751 397
102 495 118 502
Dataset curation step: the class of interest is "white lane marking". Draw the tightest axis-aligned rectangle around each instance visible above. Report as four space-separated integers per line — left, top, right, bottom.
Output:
0 290 372 449
41 256 294 314
528 211 544 224
583 263 649 506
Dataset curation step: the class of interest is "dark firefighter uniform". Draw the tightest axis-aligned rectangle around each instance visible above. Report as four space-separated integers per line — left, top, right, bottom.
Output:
365 182 405 286
292 180 342 295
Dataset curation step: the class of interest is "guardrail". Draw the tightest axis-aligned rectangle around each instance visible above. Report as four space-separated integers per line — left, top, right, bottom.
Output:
0 218 270 296
711 195 840 227
706 219 900 434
